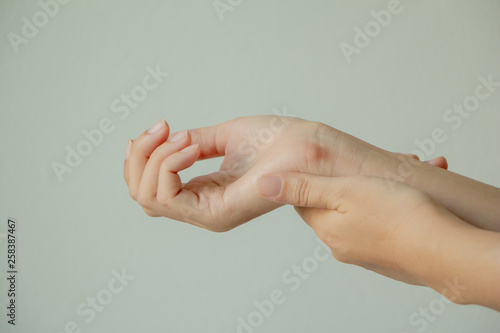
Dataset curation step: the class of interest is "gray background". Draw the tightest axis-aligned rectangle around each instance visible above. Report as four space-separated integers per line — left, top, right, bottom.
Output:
1 0 499 332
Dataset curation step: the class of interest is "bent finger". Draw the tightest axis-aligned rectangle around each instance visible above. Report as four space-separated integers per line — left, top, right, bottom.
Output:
137 130 191 206
176 118 237 160
128 119 169 200
156 144 202 222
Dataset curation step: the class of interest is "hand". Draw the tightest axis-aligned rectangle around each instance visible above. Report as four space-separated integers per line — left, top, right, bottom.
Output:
123 116 447 232
256 173 470 287
123 116 334 231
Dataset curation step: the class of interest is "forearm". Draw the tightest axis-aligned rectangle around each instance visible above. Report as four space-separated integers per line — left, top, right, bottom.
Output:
403 159 500 232
423 215 500 310
355 145 500 309
318 125 499 230
394 209 500 310
359 147 500 232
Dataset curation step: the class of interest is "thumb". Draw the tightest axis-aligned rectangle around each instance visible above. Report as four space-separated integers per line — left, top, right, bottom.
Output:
257 172 344 209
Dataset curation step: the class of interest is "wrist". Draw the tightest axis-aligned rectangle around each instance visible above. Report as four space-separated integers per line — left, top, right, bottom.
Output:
435 226 500 308
418 216 473 304
391 207 473 294
360 150 434 191
314 122 418 179
410 213 500 308
323 128 403 178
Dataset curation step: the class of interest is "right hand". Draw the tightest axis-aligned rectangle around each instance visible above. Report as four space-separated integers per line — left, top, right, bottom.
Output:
123 116 447 231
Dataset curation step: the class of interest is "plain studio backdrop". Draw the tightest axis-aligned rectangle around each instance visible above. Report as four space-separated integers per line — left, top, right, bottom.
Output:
0 1 499 332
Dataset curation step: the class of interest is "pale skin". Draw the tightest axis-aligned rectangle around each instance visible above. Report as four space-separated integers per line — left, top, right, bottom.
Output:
257 173 500 311
123 116 500 310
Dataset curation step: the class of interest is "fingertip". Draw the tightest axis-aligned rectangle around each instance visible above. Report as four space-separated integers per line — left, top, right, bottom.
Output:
257 174 283 199
180 143 199 154
426 156 448 170
168 129 188 143
438 156 448 170
147 119 168 135
160 143 200 175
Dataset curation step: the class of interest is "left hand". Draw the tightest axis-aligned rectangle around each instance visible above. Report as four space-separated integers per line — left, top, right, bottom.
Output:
256 172 472 286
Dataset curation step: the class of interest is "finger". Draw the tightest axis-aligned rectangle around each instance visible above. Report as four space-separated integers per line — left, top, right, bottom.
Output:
136 130 191 209
257 172 352 209
143 207 160 217
157 144 202 218
406 154 420 161
406 152 448 170
172 118 237 160
425 156 448 170
123 139 133 186
128 119 169 200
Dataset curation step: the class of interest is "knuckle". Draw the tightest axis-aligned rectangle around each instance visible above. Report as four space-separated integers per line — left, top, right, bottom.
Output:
408 154 420 160
293 177 312 206
129 188 138 201
156 192 171 208
136 191 153 208
159 158 170 172
149 145 165 163
130 136 147 154
143 208 159 217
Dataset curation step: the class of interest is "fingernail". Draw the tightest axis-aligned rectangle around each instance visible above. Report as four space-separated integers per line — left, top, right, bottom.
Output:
258 176 282 198
147 119 165 134
168 130 187 143
180 144 198 153
125 140 132 159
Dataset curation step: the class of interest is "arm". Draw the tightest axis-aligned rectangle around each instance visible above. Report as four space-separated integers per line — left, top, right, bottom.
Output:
421 216 500 309
321 126 500 232
401 160 500 232
256 172 500 311
123 116 499 232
